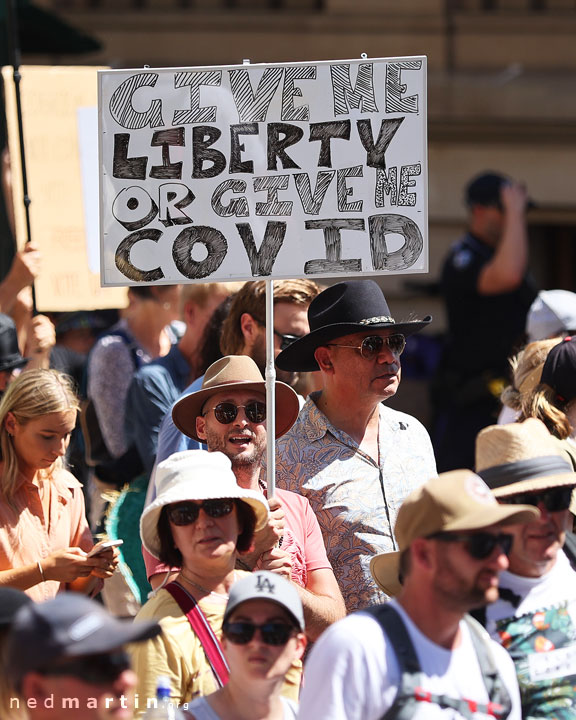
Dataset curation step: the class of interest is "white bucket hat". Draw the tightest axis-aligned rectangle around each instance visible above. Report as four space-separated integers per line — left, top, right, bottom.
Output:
140 450 270 558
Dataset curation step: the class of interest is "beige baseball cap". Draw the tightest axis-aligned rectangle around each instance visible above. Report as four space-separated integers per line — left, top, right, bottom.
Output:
370 469 538 597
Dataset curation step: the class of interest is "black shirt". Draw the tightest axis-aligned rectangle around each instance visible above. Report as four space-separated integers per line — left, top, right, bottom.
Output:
441 233 537 378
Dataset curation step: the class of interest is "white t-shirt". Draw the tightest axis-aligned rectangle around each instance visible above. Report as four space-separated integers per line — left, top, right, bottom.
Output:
298 600 521 720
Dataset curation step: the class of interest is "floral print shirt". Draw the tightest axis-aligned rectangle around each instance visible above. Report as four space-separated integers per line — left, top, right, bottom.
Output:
275 392 437 612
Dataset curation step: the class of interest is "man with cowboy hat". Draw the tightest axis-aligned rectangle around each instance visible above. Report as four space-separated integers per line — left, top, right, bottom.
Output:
298 470 537 720
475 418 576 718
144 355 345 641
275 279 437 611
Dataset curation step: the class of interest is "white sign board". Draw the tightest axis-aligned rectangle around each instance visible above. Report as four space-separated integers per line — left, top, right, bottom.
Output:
98 56 427 286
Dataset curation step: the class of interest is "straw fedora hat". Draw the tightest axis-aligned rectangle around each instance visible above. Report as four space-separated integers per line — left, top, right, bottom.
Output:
475 418 576 497
140 450 270 558
370 469 538 597
172 355 300 443
275 280 431 373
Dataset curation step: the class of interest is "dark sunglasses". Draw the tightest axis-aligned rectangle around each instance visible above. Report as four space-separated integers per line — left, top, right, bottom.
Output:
204 401 266 425
38 651 131 684
500 486 574 513
430 531 513 560
327 334 406 359
222 621 297 646
274 330 303 352
167 499 235 526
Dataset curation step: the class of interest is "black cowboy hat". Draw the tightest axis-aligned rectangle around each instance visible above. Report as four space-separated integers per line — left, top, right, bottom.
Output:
276 280 432 372
0 314 27 373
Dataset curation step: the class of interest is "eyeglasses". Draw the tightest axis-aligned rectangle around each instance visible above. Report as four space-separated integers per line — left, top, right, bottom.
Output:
204 401 266 425
167 499 235 526
222 621 297 646
430 531 513 560
327 334 406 359
499 486 574 513
38 651 131 684
275 330 303 352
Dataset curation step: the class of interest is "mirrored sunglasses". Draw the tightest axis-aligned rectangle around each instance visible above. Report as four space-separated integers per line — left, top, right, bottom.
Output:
167 499 235 526
204 401 266 425
222 621 297 646
38 651 131 684
328 334 406 359
430 531 513 560
499 486 574 513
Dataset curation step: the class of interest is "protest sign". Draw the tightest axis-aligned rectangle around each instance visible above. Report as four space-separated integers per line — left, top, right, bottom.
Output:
99 56 427 286
3 66 127 310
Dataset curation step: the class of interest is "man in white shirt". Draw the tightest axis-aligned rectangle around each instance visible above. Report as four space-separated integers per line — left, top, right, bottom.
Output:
475 418 576 719
298 469 537 720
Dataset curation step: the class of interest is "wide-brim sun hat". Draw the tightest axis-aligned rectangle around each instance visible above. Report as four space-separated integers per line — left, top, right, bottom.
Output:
275 280 432 373
141 449 270 558
475 417 576 497
370 469 538 597
172 355 300 442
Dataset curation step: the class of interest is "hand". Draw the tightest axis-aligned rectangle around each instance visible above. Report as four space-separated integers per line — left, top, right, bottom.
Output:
6 244 41 292
258 546 293 580
89 546 120 579
42 546 117 583
500 181 529 216
250 498 285 558
25 314 56 357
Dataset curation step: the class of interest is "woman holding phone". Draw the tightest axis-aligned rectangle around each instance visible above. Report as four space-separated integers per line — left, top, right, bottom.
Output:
0 369 117 601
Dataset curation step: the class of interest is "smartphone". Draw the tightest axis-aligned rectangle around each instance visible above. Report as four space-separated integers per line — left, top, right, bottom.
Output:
87 539 123 557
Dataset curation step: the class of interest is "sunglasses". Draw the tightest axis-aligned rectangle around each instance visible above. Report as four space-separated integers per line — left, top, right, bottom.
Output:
275 330 303 352
430 531 513 560
167 499 235 526
327 334 406 359
499 486 574 513
204 401 266 425
38 651 131 684
222 621 297 646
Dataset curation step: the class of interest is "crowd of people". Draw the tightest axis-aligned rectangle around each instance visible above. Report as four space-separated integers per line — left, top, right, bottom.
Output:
0 169 576 719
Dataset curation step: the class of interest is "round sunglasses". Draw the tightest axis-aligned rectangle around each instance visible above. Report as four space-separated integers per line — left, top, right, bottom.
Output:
222 621 297 646
327 334 406 359
499 486 574 513
167 499 235 526
430 531 513 560
203 401 266 425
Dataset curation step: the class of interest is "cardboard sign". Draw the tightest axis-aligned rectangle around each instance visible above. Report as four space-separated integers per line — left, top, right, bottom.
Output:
99 56 427 286
3 66 127 310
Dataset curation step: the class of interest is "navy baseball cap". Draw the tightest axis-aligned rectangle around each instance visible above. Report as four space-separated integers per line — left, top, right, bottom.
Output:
0 587 32 627
466 171 535 210
7 593 161 682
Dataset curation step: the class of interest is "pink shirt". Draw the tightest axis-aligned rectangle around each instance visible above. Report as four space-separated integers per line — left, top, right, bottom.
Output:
143 488 332 588
0 470 93 602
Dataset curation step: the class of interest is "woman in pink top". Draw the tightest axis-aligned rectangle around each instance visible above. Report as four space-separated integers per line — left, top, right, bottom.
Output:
0 369 117 602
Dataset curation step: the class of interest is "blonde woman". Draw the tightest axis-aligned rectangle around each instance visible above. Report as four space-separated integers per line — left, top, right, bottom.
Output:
0 369 116 602
499 337 561 423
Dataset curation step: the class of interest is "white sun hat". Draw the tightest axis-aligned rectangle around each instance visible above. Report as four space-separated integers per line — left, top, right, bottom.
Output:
140 449 269 558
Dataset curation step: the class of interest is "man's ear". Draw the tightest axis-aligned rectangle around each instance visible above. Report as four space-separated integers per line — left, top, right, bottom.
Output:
314 346 334 373
196 415 207 441
240 313 261 349
411 537 434 572
294 632 308 661
21 671 50 703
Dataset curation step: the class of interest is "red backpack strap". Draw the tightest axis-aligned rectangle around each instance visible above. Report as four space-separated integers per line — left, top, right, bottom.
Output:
165 582 230 687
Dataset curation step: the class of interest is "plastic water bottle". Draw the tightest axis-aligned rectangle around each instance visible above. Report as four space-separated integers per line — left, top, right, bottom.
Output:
142 676 186 719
